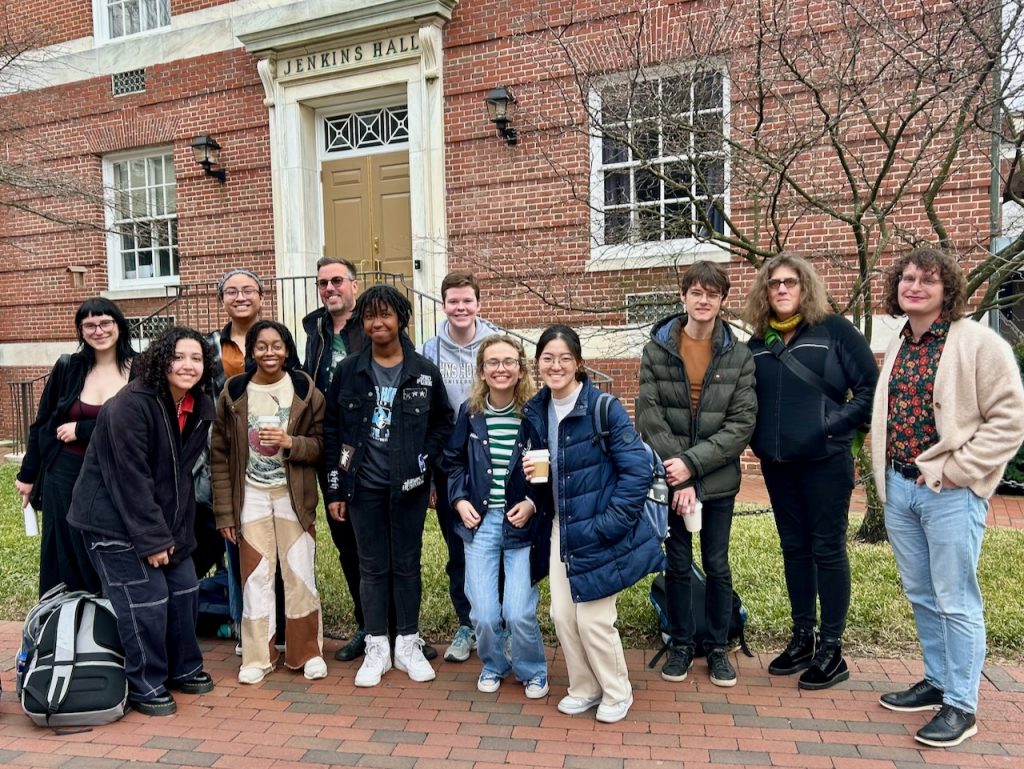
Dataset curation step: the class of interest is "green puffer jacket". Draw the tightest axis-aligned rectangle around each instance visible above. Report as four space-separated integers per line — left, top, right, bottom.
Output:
636 314 757 501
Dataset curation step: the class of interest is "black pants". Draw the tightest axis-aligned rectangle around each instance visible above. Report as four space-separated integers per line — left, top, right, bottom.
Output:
321 472 365 630
84 533 204 702
40 452 101 596
761 451 854 639
664 495 735 651
348 482 429 637
432 468 472 627
191 503 225 581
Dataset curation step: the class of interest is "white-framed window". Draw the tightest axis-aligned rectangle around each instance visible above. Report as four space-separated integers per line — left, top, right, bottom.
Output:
95 0 170 42
103 149 178 289
590 67 729 264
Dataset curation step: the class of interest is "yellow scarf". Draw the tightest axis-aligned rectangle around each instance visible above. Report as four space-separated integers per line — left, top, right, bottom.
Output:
768 314 802 333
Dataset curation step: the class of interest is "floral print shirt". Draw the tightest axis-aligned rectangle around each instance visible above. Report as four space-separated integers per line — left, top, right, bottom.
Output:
886 319 949 464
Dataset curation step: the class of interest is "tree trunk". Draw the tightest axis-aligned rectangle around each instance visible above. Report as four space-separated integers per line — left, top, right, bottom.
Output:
855 450 887 543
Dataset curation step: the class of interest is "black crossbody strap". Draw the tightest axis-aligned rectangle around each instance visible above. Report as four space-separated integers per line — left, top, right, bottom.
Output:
766 336 846 406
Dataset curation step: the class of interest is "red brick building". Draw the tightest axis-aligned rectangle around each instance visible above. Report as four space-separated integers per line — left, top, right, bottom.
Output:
0 0 1008 439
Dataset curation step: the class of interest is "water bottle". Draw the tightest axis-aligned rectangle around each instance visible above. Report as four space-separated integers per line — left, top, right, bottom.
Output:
16 648 29 692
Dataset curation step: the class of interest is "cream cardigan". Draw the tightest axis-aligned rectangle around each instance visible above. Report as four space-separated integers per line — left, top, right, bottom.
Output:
871 318 1024 502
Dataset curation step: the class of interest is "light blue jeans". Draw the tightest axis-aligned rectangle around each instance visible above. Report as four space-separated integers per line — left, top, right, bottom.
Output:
463 508 546 682
884 468 988 713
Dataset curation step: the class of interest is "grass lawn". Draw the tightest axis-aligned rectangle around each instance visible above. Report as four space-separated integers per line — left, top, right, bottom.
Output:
2 464 1022 661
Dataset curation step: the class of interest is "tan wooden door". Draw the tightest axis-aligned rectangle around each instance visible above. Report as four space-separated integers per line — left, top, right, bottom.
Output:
321 151 412 282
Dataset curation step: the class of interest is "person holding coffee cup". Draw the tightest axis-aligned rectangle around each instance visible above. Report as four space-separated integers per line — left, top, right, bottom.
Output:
636 261 756 688
211 320 328 686
442 335 548 698
520 325 664 724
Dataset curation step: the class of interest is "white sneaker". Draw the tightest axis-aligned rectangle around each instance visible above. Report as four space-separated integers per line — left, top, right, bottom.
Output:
394 633 436 682
238 665 272 685
303 656 328 680
354 635 392 687
596 693 634 724
524 674 549 699
557 693 602 715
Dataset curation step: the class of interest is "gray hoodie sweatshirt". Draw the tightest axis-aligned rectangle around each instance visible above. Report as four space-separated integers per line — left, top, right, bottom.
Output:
420 317 501 410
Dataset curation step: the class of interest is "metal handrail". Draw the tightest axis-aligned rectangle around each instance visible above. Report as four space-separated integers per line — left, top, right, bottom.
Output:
7 272 615 449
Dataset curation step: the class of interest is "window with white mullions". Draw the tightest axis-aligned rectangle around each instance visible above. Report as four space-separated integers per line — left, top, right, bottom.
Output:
104 0 170 39
107 152 178 285
593 69 728 256
324 106 410 153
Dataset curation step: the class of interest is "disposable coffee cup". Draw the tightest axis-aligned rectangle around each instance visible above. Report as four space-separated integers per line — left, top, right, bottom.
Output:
682 499 702 533
257 415 281 445
526 449 550 484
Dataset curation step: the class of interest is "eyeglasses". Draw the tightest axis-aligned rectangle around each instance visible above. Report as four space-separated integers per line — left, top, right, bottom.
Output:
483 358 520 371
538 354 577 367
223 286 260 299
899 273 940 287
686 289 722 302
81 319 115 334
767 277 800 291
317 276 355 290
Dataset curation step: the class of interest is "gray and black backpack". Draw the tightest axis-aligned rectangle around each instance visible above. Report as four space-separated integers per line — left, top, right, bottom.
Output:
18 585 127 729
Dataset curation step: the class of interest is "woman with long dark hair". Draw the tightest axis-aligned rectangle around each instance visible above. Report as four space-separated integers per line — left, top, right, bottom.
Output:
520 325 664 723
68 327 217 716
744 254 877 691
15 297 136 595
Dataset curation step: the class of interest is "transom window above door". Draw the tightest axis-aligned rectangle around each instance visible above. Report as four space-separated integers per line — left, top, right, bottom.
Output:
324 106 409 153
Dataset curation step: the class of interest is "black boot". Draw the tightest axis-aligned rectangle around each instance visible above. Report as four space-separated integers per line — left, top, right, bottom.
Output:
768 628 816 676
798 637 849 690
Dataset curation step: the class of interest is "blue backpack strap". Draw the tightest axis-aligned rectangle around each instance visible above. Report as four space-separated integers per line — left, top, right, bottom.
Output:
591 392 614 455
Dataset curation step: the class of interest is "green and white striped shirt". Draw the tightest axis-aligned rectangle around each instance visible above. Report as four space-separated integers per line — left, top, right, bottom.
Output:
484 400 521 510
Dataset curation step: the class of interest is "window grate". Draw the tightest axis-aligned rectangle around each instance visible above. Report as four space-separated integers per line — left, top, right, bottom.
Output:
112 69 146 96
128 315 175 338
625 292 682 326
324 106 409 153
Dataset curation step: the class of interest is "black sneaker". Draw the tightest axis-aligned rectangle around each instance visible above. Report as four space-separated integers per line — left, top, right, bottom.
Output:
768 628 816 676
129 693 177 717
167 671 214 695
334 628 366 661
798 637 849 690
707 648 737 688
660 646 694 682
915 704 977 748
422 642 438 661
879 680 944 712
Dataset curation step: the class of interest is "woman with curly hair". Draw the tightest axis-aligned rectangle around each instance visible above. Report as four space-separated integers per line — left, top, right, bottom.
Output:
442 335 547 698
15 297 136 596
872 248 1024 747
69 327 217 716
744 254 877 691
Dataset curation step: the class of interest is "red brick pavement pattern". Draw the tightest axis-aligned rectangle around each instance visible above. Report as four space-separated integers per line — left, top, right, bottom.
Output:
2 624 1023 769
738 475 1024 531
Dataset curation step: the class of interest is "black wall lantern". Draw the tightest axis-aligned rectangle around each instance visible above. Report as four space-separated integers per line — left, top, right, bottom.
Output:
190 135 227 182
484 86 518 146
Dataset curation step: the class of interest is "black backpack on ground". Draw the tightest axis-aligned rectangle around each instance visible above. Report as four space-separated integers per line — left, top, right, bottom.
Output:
647 564 753 668
19 586 127 728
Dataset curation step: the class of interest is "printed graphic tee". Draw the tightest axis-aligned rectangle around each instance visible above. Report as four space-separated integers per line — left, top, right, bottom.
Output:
245 377 294 488
359 360 401 488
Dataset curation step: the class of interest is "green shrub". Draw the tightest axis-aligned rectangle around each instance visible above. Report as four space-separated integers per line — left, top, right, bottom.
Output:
1002 341 1024 492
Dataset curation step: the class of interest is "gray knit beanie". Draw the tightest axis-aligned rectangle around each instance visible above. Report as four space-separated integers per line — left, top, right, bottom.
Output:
217 268 265 299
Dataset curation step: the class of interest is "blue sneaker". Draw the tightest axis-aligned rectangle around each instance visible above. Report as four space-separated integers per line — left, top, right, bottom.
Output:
524 674 549 699
444 625 476 663
477 672 502 693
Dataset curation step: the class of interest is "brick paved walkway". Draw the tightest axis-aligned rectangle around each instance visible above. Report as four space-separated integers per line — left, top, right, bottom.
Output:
2 475 1022 768
2 623 1023 769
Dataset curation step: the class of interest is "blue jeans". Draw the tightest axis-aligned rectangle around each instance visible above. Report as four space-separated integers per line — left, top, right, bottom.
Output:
84 533 204 702
463 509 546 682
885 469 988 713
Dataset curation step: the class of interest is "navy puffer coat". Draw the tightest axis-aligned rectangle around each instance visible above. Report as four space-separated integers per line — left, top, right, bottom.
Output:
521 376 665 603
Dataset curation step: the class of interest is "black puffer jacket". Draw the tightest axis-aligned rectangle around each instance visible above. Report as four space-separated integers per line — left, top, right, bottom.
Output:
68 378 215 562
748 314 878 462
301 307 367 394
636 314 757 501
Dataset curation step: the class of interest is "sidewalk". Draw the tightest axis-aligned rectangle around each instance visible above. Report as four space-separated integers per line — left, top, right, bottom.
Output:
2 477 1022 768
2 624 1023 769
